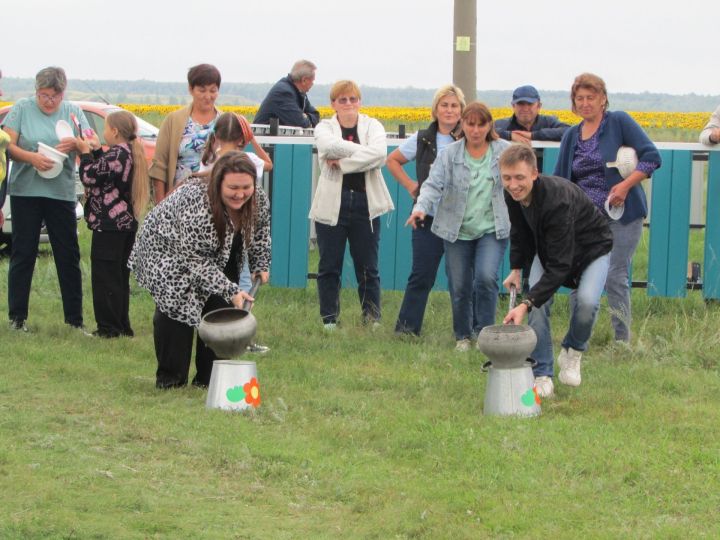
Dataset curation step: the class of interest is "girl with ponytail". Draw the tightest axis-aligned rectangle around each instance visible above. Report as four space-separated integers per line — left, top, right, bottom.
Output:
77 110 150 338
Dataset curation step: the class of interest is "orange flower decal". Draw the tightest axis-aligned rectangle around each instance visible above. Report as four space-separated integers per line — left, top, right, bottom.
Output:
243 377 261 408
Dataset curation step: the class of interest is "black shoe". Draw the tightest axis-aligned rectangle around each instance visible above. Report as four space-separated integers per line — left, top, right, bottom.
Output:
9 319 28 332
92 330 120 339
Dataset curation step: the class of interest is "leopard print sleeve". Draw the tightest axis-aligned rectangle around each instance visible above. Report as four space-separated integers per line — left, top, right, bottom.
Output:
247 187 272 273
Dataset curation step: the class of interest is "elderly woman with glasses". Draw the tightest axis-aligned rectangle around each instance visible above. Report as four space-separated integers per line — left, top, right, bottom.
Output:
2 66 90 332
309 80 394 330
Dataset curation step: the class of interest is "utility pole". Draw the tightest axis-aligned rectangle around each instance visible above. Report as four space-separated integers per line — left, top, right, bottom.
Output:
453 0 477 101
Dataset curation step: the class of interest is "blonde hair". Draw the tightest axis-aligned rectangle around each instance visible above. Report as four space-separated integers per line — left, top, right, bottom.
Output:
329 80 361 102
431 84 466 120
106 110 150 219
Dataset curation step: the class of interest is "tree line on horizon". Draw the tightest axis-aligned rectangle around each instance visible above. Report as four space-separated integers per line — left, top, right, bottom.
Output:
1 77 718 112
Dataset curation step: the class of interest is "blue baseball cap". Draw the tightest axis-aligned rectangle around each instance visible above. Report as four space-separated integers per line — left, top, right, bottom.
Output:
511 85 541 104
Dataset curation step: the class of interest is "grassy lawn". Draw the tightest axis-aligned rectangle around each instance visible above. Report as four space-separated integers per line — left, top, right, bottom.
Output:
1 228 719 539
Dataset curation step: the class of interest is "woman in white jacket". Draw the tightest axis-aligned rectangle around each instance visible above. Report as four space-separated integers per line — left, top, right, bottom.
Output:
309 80 394 329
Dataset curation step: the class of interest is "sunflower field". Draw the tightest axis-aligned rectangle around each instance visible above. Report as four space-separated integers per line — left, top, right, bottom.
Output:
0 101 708 138
112 103 710 132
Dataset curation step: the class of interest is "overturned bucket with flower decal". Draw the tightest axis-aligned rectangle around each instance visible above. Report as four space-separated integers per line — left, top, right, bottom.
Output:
206 360 261 411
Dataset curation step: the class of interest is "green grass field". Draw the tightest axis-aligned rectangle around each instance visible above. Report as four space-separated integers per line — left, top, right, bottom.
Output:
1 228 719 538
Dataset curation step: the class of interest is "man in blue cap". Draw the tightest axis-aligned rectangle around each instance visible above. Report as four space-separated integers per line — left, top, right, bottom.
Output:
495 85 569 145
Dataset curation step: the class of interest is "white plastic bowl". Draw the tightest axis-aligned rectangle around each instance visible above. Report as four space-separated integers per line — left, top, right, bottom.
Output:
36 142 68 179
606 146 638 179
604 197 625 220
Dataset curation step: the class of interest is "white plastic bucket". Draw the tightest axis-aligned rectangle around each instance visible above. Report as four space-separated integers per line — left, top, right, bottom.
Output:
206 360 260 411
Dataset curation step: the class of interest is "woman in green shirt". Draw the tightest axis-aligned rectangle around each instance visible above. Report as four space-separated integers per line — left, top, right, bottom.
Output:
407 102 511 351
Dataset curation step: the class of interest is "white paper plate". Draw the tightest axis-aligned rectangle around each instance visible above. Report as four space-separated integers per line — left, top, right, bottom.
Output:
604 198 624 220
55 119 74 140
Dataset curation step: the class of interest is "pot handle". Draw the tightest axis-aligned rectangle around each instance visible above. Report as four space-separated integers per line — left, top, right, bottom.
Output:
509 284 517 311
242 277 263 311
481 360 492 372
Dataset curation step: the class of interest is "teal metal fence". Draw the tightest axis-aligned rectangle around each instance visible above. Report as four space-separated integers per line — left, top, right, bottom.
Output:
260 137 720 300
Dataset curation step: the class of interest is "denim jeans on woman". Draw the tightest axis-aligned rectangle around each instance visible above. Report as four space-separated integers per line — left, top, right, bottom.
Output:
528 253 610 377
395 215 445 335
444 233 507 340
315 189 381 324
607 217 643 341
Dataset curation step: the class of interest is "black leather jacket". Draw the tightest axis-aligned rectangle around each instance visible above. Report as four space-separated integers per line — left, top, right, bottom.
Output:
506 175 613 307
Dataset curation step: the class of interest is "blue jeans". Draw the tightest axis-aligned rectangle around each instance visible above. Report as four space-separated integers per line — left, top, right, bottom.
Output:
528 253 610 377
315 189 381 324
238 258 252 292
607 218 643 341
395 215 445 335
444 234 507 340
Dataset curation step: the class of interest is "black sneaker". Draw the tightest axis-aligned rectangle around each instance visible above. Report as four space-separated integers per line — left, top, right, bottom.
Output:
9 319 28 332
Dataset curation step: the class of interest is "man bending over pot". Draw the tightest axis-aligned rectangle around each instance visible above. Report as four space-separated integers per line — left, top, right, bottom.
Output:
500 144 613 398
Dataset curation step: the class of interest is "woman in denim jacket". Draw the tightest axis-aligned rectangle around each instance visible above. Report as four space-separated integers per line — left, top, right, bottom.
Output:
407 102 510 351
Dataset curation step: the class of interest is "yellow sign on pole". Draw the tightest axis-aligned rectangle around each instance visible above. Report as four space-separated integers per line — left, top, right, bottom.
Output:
455 36 471 52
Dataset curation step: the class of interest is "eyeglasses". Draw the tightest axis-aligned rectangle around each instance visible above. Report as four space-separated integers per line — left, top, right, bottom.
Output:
36 91 63 104
335 96 359 105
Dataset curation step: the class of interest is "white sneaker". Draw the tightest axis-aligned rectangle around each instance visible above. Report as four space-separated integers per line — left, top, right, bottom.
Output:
246 343 270 354
455 338 472 352
558 347 582 386
534 376 554 398
323 323 337 332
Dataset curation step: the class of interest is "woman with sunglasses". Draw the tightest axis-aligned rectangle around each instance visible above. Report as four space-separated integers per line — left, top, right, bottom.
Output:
2 66 90 332
309 80 394 329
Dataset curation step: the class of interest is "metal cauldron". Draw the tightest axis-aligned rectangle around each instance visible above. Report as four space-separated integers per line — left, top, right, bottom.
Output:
198 279 261 359
477 286 541 417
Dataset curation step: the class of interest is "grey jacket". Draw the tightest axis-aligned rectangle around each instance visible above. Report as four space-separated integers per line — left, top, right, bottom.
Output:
414 138 511 243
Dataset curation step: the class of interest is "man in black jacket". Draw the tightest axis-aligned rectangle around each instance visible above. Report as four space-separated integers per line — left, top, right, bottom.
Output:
254 60 319 128
500 144 612 398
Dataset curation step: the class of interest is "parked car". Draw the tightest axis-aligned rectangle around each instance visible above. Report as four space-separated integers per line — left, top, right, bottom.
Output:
0 102 158 252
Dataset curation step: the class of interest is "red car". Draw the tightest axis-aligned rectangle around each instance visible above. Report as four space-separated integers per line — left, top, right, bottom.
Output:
0 101 158 251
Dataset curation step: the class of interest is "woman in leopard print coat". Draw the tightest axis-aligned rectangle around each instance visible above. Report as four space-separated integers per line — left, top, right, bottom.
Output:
130 151 271 388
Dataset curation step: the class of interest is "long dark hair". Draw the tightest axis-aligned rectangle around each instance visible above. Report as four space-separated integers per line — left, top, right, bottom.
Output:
207 151 258 247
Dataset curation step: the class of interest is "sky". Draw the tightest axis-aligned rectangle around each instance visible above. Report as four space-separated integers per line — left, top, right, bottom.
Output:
3 0 718 96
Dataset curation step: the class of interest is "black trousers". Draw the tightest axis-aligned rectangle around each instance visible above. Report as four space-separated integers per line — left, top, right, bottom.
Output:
152 295 232 388
153 230 243 388
8 196 83 325
91 230 135 337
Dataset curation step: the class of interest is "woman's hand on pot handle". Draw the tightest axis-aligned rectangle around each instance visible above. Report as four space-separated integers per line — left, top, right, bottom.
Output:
231 291 254 308
253 271 269 284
